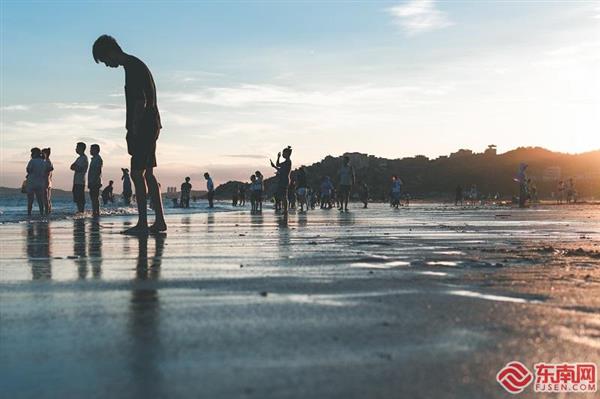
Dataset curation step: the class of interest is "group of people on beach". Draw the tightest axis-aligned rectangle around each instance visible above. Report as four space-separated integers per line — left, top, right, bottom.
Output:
23 147 53 217
22 35 165 235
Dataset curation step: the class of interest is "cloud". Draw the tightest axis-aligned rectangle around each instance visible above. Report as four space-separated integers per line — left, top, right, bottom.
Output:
1 104 30 111
387 0 453 35
162 83 451 108
54 102 123 110
223 154 267 159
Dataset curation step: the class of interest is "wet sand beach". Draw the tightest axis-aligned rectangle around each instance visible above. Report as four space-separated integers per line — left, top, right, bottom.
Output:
1 203 599 398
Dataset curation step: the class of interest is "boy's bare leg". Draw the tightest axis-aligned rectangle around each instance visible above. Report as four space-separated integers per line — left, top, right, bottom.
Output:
36 190 45 216
123 169 148 235
27 193 34 216
146 168 167 233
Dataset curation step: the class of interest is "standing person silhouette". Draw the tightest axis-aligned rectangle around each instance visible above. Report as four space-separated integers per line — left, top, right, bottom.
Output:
41 148 54 214
255 171 264 212
360 182 369 209
270 146 292 215
88 144 103 218
70 142 88 213
204 172 214 208
122 168 132 205
26 147 48 217
338 156 355 212
93 35 166 234
180 177 191 208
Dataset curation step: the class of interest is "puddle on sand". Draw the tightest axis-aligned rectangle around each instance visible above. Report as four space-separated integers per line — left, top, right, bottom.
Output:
416 271 449 276
427 261 459 267
351 260 410 269
446 289 543 304
274 290 418 306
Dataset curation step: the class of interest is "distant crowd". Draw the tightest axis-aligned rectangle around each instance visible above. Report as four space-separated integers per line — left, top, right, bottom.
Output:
23 144 416 220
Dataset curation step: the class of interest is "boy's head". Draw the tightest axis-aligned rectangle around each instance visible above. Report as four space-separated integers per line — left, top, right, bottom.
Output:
42 148 51 157
90 144 100 155
30 147 41 158
255 171 262 177
204 172 210 179
251 175 256 181
93 35 123 68
108 180 114 186
185 176 190 182
282 146 292 159
122 168 129 175
76 142 86 154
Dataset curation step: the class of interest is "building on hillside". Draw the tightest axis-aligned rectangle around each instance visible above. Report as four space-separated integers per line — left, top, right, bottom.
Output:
450 149 473 158
166 186 178 198
484 144 497 156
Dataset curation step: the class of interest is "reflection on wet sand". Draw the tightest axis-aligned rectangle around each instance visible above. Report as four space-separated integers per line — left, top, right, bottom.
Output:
206 213 215 233
250 212 265 229
277 215 291 258
128 234 165 397
74 218 87 279
89 220 102 279
26 222 52 280
181 216 192 233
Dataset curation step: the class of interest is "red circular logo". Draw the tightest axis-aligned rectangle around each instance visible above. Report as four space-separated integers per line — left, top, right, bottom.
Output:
496 361 533 394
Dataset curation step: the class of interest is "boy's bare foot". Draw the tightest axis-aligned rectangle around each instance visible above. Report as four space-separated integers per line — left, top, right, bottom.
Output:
122 225 149 235
149 222 167 233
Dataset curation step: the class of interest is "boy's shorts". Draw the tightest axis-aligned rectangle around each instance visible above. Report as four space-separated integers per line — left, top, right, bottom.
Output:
127 129 158 171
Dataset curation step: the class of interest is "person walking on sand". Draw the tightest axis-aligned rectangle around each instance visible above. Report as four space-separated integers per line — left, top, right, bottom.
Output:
360 182 369 209
70 142 88 213
249 174 258 213
239 184 246 207
41 148 54 214
102 180 115 205
296 167 309 213
180 177 191 208
391 175 403 209
204 172 215 208
121 168 132 205
88 144 103 218
338 156 355 212
26 147 49 217
320 176 333 209
270 146 292 215
93 34 166 234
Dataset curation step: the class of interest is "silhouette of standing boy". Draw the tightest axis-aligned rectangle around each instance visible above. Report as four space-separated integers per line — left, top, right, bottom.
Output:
93 35 166 234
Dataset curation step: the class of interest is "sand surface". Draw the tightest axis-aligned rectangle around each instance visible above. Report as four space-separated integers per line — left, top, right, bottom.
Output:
1 203 599 398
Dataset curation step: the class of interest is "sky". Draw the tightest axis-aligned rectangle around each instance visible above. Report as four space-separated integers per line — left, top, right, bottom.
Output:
1 0 599 190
